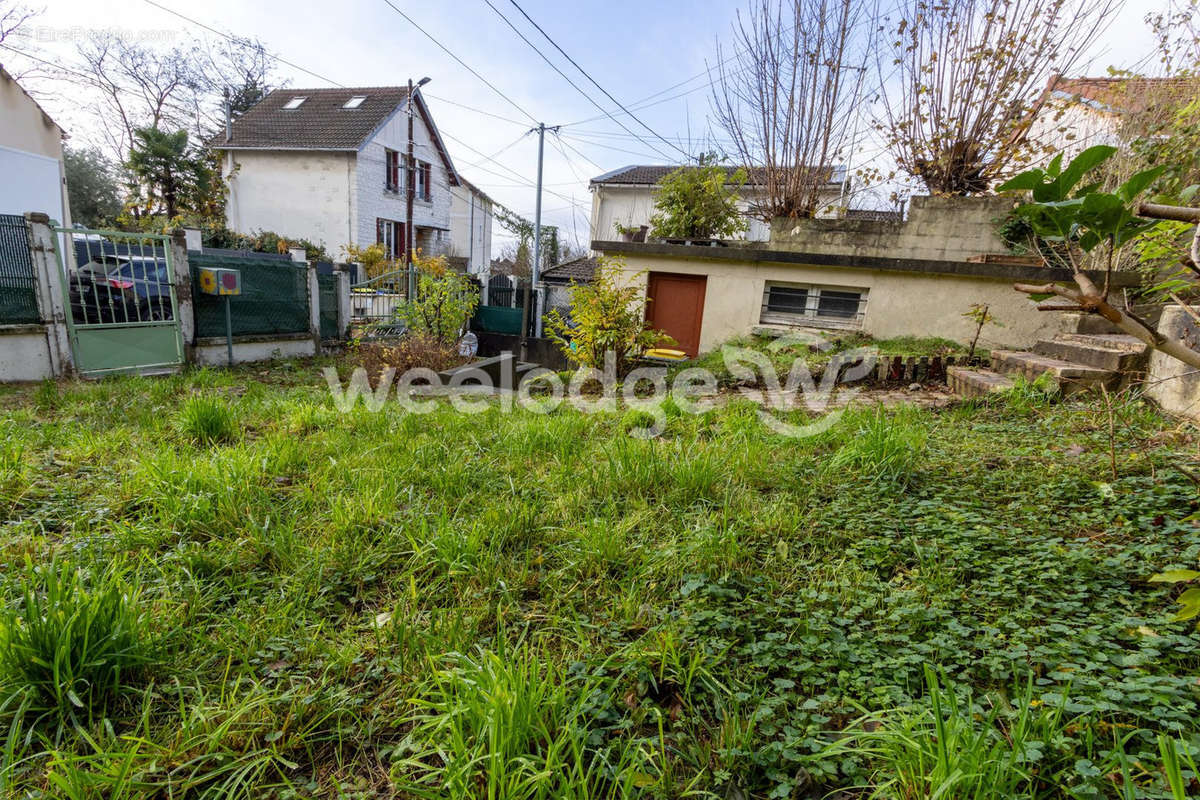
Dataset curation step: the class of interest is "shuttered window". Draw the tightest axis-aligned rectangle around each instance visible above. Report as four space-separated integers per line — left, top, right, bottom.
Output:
760 282 867 329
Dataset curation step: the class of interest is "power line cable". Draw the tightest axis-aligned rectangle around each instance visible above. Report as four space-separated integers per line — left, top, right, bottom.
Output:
141 0 532 128
504 0 693 161
479 0 677 162
378 0 539 124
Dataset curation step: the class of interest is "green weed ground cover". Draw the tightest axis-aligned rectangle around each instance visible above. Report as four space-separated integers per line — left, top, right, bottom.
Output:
0 360 1198 798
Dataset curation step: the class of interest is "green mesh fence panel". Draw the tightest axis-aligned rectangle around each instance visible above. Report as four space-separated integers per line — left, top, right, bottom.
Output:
318 273 339 339
190 254 309 337
0 215 39 324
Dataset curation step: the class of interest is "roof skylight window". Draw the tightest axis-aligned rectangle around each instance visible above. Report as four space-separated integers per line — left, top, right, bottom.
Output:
282 96 307 109
343 96 367 109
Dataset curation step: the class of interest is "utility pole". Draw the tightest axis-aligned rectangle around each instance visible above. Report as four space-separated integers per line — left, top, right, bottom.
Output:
530 123 559 338
406 77 431 299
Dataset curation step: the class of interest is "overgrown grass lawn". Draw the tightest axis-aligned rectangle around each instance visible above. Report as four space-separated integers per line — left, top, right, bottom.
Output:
1 362 1199 798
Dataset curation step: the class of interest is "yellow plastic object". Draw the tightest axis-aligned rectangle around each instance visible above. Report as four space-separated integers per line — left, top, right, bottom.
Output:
645 348 688 360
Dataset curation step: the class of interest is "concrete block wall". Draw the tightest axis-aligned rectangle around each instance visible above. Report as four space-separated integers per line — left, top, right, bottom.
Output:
770 195 1015 263
1145 305 1200 420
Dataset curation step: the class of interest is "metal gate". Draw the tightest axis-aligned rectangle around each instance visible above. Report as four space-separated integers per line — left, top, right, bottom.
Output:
52 225 184 376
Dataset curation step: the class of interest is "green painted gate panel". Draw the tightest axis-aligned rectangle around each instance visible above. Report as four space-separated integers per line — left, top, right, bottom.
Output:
52 225 185 376
190 254 309 337
70 324 183 373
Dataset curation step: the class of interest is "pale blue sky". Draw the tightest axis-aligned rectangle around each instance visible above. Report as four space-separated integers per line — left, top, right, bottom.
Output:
7 0 1165 250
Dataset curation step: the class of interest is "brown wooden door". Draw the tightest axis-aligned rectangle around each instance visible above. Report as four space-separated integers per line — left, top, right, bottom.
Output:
645 272 707 357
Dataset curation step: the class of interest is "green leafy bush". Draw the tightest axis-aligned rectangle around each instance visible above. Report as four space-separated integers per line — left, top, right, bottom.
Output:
399 252 479 344
0 560 153 724
649 160 748 240
179 395 237 444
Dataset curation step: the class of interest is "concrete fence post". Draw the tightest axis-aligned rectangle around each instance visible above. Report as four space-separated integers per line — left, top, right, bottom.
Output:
169 230 195 359
183 228 202 252
23 212 73 377
306 261 321 353
335 265 351 340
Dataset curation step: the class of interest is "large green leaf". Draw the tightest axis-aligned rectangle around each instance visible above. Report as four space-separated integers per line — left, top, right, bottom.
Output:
1118 165 1168 203
1149 569 1200 583
998 171 1045 193
1057 146 1118 196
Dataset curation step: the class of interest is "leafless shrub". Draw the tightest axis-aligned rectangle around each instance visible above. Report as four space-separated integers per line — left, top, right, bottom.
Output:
352 336 468 383
711 0 874 220
877 0 1118 195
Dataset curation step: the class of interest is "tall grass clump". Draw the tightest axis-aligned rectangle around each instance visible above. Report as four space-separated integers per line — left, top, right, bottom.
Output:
393 645 658 799
0 559 154 728
845 666 1146 798
826 405 927 487
178 395 237 444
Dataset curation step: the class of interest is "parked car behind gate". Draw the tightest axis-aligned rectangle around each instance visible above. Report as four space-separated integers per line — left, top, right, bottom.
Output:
69 254 173 324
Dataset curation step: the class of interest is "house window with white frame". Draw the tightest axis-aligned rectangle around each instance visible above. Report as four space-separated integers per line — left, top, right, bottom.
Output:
760 281 867 329
376 218 406 260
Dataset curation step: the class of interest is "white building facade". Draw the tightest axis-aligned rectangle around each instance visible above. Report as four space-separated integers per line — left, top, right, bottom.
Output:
216 86 459 262
449 178 494 275
588 165 844 246
0 65 71 226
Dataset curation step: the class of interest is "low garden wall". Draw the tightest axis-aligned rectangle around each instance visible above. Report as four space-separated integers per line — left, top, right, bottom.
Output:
190 332 317 367
769 195 1015 263
0 323 56 381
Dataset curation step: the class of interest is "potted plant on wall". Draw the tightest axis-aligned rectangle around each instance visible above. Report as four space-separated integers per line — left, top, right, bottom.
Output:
614 221 641 242
649 158 748 245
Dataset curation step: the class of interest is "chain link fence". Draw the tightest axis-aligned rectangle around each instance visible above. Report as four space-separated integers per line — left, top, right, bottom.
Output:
0 215 39 324
317 272 339 339
190 253 310 338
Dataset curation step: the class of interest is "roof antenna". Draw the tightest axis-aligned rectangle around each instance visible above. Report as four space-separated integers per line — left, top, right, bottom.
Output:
223 86 232 143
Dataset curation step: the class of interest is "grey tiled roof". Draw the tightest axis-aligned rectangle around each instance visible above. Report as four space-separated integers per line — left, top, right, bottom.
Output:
590 164 844 187
212 86 410 150
542 256 598 283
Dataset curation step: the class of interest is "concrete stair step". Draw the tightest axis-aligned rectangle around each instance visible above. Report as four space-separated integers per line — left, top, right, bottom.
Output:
1033 333 1148 371
990 349 1113 393
947 366 1014 398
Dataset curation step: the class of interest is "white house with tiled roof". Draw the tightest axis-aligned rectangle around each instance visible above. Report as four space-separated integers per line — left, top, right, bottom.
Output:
1022 74 1199 164
588 164 845 246
212 86 459 261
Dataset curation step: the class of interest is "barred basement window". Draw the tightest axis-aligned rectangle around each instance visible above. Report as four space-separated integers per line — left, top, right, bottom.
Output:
760 282 867 329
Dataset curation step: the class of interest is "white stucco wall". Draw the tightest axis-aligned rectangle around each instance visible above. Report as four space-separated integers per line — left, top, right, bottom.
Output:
589 184 840 245
1023 97 1121 166
449 184 493 274
604 249 1067 355
224 150 356 256
0 69 70 225
357 104 452 254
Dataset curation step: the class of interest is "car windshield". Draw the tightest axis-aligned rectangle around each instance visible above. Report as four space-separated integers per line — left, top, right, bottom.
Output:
110 261 168 283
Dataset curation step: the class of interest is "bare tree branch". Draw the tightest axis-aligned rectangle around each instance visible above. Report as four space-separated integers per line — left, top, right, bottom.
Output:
878 0 1119 195
711 0 874 220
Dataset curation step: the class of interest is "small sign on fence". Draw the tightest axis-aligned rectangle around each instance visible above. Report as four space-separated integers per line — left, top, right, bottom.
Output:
198 267 242 296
